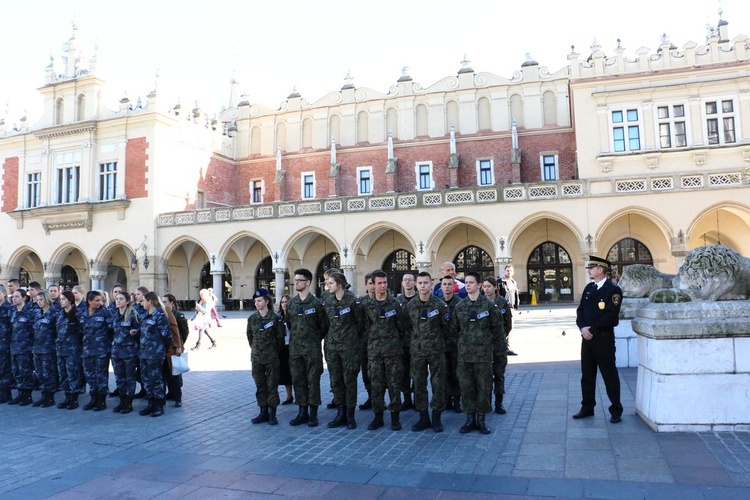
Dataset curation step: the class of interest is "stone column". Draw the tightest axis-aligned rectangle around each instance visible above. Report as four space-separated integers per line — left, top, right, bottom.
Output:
90 273 106 292
211 271 224 311
273 268 287 307
341 265 356 293
44 275 61 288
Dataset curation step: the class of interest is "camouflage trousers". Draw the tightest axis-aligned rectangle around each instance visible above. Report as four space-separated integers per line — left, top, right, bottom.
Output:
444 350 460 401
493 353 508 400
33 353 58 392
83 355 110 393
113 356 139 396
252 359 280 408
0 349 11 390
368 355 403 412
140 358 165 400
401 349 412 395
457 360 493 414
411 352 446 411
11 352 34 390
289 351 323 406
57 354 85 394
327 348 360 408
359 344 371 391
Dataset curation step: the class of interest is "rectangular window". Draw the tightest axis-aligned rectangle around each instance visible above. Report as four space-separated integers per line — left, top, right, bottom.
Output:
251 180 263 204
196 190 206 209
705 99 736 145
26 172 41 208
54 151 81 204
302 172 315 199
99 162 118 201
657 105 687 148
611 109 640 152
476 159 494 186
541 154 558 181
357 166 372 195
416 162 433 191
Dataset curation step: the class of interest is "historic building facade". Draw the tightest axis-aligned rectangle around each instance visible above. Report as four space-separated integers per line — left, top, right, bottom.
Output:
1 21 748 308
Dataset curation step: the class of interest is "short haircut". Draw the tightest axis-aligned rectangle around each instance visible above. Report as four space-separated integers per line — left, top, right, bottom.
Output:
8 279 20 286
364 272 373 284
416 271 432 280
441 275 455 282
465 271 481 283
47 284 59 290
371 270 387 281
28 281 42 291
294 268 313 281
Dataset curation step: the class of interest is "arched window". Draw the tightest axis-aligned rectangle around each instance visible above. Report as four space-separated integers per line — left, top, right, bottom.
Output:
383 249 418 295
329 114 341 144
256 256 289 298
301 118 313 148
446 100 459 132
357 111 369 143
386 108 398 139
315 252 340 296
527 241 573 302
543 91 557 126
454 245 494 280
607 238 653 282
415 104 428 137
55 98 64 125
478 97 491 130
76 93 86 121
250 126 261 155
509 94 524 128
276 122 287 151
60 265 78 289
200 263 232 300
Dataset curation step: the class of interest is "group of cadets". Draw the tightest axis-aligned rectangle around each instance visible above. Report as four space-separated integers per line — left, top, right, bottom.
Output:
246 262 515 435
0 279 188 417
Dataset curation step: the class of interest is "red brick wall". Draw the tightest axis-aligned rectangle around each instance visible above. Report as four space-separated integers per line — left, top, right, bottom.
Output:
188 156 237 209
125 137 149 199
1 156 19 212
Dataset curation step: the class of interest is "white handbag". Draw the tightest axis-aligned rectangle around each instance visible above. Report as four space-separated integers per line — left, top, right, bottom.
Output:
171 352 190 375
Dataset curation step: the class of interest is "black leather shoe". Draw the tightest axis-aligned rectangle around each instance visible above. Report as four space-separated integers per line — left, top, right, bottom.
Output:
610 415 622 423
507 350 518 356
572 409 595 419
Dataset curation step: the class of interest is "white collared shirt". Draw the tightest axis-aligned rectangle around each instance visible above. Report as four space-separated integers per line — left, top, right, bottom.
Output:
595 277 607 290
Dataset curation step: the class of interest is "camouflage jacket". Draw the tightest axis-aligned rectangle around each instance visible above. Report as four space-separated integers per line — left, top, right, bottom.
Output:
396 293 417 349
139 308 171 360
442 295 462 352
322 291 366 352
0 300 13 350
404 294 451 356
32 307 57 354
286 293 329 357
492 295 513 354
11 302 42 355
452 294 504 363
363 295 408 357
246 309 285 364
55 310 82 356
112 309 141 360
80 306 114 357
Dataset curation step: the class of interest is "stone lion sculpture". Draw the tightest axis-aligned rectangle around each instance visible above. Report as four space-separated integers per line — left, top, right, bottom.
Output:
670 244 750 301
619 264 676 298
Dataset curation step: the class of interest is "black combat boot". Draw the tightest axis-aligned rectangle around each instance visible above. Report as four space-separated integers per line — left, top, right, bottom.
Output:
477 413 491 434
359 392 372 410
268 406 278 426
445 396 454 410
18 389 33 406
346 407 357 429
139 397 155 416
120 396 133 414
93 391 107 411
32 391 45 407
41 391 55 408
327 405 347 428
432 410 444 433
454 397 463 413
367 412 384 430
459 412 477 433
307 405 319 427
67 393 80 410
402 392 414 411
289 405 309 426
57 392 71 409
133 387 147 399
494 395 506 415
150 398 165 417
411 409 432 432
83 391 97 411
326 398 337 409
113 395 125 413
251 406 270 424
390 411 402 431
109 387 120 397
0 388 11 404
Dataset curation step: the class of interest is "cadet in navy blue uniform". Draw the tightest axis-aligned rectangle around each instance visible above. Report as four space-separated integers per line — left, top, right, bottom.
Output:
8 290 41 406
55 291 85 409
137 292 171 417
80 291 114 411
111 292 141 414
32 291 59 407
0 285 13 403
573 256 624 423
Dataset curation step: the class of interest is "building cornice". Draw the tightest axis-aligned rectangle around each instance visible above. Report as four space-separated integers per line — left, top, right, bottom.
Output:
33 120 97 140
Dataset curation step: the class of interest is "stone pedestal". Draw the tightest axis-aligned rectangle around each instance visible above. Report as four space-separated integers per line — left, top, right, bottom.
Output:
632 301 750 432
614 298 648 368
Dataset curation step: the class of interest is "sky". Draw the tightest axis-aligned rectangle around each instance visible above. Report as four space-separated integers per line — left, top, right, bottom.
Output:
1 0 748 125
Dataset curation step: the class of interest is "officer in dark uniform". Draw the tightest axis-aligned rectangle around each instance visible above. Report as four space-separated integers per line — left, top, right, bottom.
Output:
573 256 624 423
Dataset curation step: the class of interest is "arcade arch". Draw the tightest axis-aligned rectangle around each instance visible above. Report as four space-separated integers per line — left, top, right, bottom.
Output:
688 204 750 255
162 238 210 302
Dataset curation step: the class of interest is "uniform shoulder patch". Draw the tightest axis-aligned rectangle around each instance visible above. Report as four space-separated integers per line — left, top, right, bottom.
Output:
612 294 622 306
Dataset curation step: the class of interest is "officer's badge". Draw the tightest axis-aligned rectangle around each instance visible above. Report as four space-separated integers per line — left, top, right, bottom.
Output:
598 300 605 310
612 294 621 306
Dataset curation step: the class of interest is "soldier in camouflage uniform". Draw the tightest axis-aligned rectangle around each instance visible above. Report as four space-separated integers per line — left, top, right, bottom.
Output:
32 291 59 407
404 272 451 432
8 289 42 405
111 292 141 414
246 288 286 426
322 272 366 429
482 276 512 415
0 286 13 404
286 268 329 427
137 292 172 417
452 271 505 435
55 291 85 409
396 273 417 411
440 276 463 412
358 273 374 410
363 270 409 431
80 291 114 411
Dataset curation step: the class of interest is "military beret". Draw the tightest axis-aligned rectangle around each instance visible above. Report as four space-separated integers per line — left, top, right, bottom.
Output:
253 288 270 299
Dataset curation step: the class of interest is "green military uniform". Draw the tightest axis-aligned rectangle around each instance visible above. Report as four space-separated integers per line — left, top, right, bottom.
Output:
405 295 450 411
322 292 366 408
396 292 416 406
452 294 504 415
442 295 461 405
246 309 286 408
358 294 372 396
287 293 329 406
491 295 512 406
363 295 408 413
